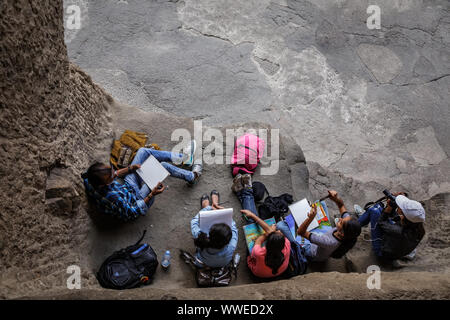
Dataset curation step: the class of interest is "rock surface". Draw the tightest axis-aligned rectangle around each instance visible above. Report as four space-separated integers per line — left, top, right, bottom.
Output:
0 0 449 300
66 0 450 203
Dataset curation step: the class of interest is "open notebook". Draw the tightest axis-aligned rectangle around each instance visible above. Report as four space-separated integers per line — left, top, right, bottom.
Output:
136 155 170 190
243 217 276 252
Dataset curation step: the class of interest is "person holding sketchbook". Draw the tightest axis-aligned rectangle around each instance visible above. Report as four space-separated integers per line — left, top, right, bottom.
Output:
190 191 238 268
232 174 291 278
83 142 202 221
291 190 361 262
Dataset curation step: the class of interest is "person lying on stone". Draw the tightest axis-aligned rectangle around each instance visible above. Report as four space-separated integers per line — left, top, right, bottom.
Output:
83 143 202 221
357 192 425 263
232 174 291 278
190 191 238 268
278 190 361 262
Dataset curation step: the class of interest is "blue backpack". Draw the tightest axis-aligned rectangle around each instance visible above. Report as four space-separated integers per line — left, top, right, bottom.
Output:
283 240 308 278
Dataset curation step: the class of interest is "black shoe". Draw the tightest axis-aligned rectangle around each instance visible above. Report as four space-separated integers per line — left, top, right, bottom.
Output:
200 193 210 209
211 190 220 207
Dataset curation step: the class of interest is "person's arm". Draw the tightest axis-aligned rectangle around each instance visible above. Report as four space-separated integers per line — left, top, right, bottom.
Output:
116 164 141 178
378 201 403 236
241 210 272 233
190 214 201 238
328 190 347 216
143 182 165 205
253 232 269 249
228 220 239 250
296 205 317 240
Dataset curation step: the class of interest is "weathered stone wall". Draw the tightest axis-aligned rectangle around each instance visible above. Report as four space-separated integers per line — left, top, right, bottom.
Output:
0 0 112 297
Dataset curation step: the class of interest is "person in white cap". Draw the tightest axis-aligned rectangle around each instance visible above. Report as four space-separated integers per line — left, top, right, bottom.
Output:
358 192 425 263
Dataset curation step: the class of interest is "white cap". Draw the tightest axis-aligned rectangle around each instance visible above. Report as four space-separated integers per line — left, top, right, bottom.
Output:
395 195 425 223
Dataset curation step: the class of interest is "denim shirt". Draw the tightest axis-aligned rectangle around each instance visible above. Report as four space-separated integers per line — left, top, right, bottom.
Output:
190 213 238 268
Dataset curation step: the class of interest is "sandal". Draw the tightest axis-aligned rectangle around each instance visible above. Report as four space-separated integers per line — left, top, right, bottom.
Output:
210 190 220 207
200 193 210 209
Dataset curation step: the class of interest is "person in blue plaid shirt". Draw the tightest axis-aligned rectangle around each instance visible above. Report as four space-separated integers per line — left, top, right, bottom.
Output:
83 141 202 221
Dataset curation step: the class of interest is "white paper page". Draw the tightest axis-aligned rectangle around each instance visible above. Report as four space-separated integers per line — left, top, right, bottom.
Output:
288 198 319 232
136 155 170 190
199 208 233 233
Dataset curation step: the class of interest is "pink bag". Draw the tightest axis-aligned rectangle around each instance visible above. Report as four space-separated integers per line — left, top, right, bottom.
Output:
230 134 265 176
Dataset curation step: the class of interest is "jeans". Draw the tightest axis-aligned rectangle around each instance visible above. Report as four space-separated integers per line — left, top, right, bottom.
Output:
236 187 258 224
124 147 194 200
358 203 384 257
276 220 312 257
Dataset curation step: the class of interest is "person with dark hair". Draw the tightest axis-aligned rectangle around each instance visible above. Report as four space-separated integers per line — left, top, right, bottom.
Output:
289 190 361 262
358 192 425 262
232 174 290 278
191 191 238 268
83 142 202 221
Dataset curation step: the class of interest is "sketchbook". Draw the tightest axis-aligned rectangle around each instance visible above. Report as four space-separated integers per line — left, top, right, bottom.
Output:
199 208 234 233
288 198 319 232
136 155 170 190
243 217 277 252
285 200 332 244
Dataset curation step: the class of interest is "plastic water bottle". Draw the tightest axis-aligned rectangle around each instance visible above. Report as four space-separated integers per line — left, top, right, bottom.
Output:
233 253 241 268
161 250 171 270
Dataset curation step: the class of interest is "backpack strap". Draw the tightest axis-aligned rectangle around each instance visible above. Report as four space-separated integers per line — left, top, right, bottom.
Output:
237 144 258 155
134 229 147 246
263 184 269 197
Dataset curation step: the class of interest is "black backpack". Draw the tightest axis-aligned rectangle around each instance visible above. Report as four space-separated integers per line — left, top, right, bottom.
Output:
282 240 308 278
252 181 268 202
257 185 294 221
96 230 159 290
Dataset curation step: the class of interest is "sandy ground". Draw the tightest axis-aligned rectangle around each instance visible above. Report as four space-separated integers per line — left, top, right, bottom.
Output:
22 272 450 300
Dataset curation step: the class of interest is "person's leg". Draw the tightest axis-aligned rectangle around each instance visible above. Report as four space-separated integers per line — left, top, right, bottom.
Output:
132 147 184 165
359 204 384 256
161 162 194 182
302 243 312 258
124 147 182 191
276 220 296 243
358 208 371 227
236 187 258 223
137 184 155 207
200 206 213 212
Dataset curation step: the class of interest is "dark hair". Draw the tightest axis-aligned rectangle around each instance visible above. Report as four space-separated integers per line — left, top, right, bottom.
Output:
194 223 232 250
265 232 286 275
331 217 361 259
85 162 109 187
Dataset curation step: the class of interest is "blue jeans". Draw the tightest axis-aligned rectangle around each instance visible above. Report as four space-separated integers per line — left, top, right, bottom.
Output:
358 203 384 257
124 148 194 200
236 187 258 224
276 220 312 257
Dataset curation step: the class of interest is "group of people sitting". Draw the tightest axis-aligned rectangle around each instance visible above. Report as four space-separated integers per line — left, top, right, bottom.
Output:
83 143 426 281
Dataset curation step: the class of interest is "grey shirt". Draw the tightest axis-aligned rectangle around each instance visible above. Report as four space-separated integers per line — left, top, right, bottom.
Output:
308 212 349 262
